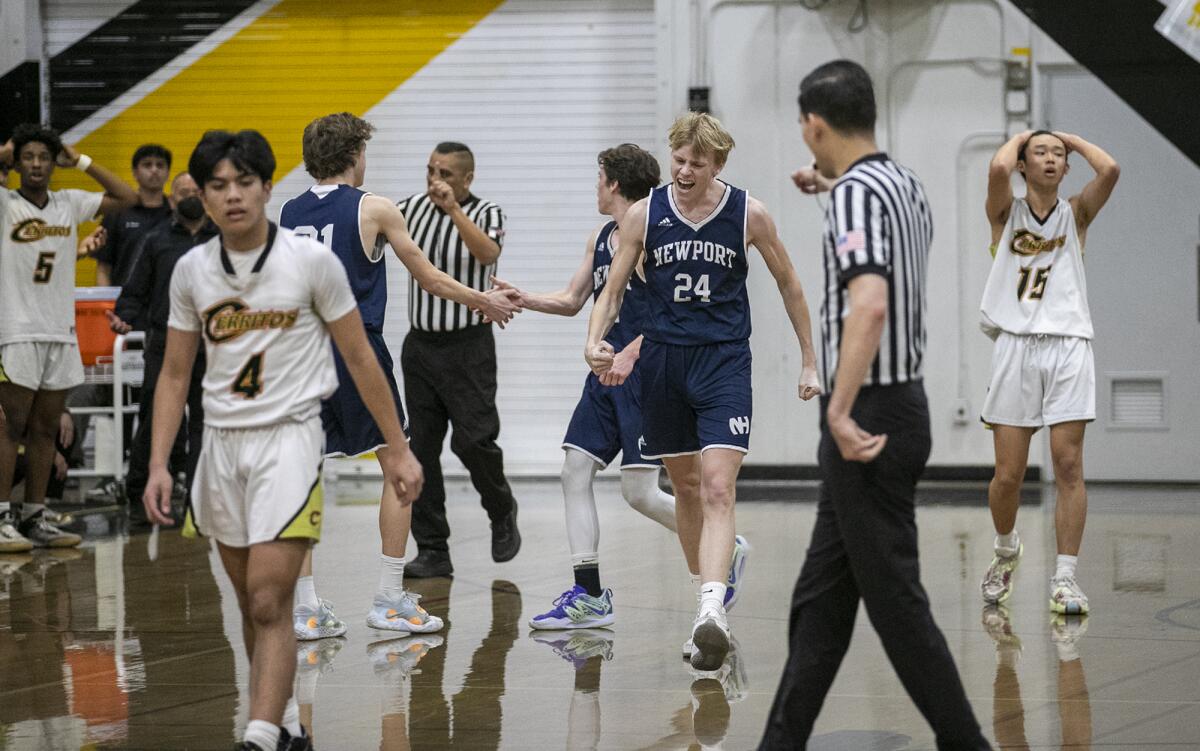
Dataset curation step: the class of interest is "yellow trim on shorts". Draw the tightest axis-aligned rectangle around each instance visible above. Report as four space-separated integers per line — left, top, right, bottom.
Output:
277 465 324 543
0 353 8 384
182 505 199 539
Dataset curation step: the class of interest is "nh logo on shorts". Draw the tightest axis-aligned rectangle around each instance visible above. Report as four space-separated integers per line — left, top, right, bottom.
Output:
728 416 750 435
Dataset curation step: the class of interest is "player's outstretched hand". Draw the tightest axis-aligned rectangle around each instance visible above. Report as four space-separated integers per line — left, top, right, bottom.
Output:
143 466 176 526
79 226 106 258
828 413 887 463
798 364 822 401
586 341 615 376
791 163 834 195
106 309 132 334
478 286 521 328
382 447 424 506
600 344 636 386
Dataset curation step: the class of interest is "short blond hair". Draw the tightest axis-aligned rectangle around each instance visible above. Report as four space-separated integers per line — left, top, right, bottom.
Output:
667 112 735 167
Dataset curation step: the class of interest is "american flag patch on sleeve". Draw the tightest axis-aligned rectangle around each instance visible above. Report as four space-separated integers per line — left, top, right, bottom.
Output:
835 229 865 256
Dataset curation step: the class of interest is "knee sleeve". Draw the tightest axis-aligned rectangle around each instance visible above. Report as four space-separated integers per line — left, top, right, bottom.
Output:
562 448 601 556
620 468 677 532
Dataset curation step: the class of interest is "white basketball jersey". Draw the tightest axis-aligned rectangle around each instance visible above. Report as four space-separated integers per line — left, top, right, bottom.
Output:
169 224 357 429
980 198 1093 340
0 188 103 345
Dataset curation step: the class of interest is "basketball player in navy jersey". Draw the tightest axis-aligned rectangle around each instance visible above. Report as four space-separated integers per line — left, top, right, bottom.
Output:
587 113 821 671
280 113 521 641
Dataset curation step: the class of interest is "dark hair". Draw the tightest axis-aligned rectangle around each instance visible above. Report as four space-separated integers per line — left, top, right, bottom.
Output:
302 113 375 180
132 143 172 170
188 129 275 188
798 59 876 134
11 123 64 161
598 144 660 201
434 141 474 172
1017 130 1064 162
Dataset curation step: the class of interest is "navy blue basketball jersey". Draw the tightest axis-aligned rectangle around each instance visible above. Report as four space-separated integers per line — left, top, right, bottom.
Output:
280 184 387 332
593 221 648 353
641 182 750 345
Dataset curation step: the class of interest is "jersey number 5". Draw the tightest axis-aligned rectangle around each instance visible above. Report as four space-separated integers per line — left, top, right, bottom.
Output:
1017 265 1051 301
673 273 711 303
232 352 265 399
33 252 54 283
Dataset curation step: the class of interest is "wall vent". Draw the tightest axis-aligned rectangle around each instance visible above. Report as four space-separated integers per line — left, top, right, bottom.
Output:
1109 375 1167 429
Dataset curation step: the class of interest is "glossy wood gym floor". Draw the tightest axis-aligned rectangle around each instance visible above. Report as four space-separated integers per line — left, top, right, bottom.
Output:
1 478 1197 750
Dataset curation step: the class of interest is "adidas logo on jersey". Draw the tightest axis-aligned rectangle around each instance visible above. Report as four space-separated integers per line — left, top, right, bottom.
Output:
657 217 673 227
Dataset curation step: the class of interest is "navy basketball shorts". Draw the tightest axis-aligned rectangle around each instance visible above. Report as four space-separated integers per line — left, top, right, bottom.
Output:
561 366 661 469
638 339 753 459
321 329 410 458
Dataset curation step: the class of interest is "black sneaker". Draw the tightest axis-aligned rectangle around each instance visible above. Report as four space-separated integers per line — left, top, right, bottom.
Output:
277 726 313 750
406 549 453 578
19 510 82 548
491 501 521 563
233 743 266 751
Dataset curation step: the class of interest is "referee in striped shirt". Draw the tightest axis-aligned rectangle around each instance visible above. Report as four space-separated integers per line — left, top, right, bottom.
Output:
397 141 521 578
760 61 990 750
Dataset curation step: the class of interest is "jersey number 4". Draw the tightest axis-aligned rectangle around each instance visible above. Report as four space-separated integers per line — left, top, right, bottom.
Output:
232 352 265 399
1017 265 1051 301
673 273 711 303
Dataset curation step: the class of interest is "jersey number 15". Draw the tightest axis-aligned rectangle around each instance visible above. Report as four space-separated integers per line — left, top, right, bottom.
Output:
1016 265 1051 301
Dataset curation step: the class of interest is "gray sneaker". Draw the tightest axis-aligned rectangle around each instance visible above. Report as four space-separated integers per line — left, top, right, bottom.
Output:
0 511 34 553
20 512 82 548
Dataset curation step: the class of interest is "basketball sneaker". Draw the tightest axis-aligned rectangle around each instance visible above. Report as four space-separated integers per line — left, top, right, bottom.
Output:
1050 612 1089 662
981 538 1023 604
0 511 34 553
19 509 81 548
687 635 748 702
294 599 347 640
529 585 614 630
277 726 313 750
531 628 614 670
1049 575 1089 615
366 634 444 679
724 535 751 611
366 590 444 633
296 637 344 675
689 677 732 747
689 600 731 672
682 636 694 661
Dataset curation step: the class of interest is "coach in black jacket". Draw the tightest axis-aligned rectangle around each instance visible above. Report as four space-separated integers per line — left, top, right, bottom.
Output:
110 172 215 520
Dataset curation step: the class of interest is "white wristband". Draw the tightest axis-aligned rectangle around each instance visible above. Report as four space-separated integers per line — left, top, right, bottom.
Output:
75 154 92 172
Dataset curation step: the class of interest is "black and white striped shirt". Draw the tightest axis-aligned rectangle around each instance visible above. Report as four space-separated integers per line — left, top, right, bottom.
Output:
397 192 505 332
820 153 931 392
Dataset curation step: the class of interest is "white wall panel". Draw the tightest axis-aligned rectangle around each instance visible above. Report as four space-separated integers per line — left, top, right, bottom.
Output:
43 0 137 56
270 0 657 476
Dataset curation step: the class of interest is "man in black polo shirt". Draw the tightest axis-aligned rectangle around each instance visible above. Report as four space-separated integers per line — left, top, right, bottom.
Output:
108 172 214 522
90 144 174 291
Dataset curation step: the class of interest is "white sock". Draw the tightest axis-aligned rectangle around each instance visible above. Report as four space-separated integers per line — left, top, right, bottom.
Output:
378 554 406 599
689 572 702 590
22 502 45 521
281 697 301 737
295 576 318 610
244 719 279 751
699 581 727 612
995 530 1019 553
0 501 10 517
1055 554 1078 580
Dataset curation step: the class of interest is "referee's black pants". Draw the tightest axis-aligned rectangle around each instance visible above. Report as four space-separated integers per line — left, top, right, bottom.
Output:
760 382 990 751
401 324 517 555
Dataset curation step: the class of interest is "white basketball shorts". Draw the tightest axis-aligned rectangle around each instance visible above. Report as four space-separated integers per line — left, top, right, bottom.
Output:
0 341 85 391
185 416 325 547
981 332 1095 428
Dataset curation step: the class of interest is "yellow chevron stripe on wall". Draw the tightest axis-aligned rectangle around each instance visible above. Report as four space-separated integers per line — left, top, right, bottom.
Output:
55 0 503 281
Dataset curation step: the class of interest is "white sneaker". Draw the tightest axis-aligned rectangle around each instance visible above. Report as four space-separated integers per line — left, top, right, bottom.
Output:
1049 575 1089 615
294 599 347 640
366 634 444 679
682 635 694 660
1050 612 1089 662
981 540 1023 604
689 601 731 672
0 512 33 553
366 590 444 633
724 535 751 612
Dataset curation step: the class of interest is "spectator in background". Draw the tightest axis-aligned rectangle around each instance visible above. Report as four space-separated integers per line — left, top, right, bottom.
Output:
90 144 174 293
72 144 175 499
108 172 215 524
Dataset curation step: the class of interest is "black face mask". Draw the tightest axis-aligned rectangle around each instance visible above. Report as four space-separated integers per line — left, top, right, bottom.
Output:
175 196 205 221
